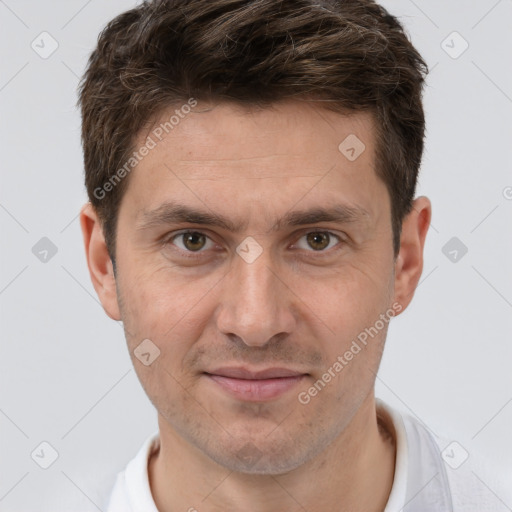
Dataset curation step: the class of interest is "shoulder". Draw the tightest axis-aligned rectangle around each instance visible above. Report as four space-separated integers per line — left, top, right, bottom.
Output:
436 437 512 512
103 431 160 512
377 399 512 512
104 471 133 512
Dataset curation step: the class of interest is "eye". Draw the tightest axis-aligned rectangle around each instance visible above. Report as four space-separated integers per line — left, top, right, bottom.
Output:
294 231 342 252
165 230 344 258
169 231 215 253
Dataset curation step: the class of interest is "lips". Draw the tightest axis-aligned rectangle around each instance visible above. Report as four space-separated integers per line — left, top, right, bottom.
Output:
205 366 306 380
203 367 308 401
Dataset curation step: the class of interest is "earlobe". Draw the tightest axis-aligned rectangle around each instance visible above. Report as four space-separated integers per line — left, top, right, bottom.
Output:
79 203 121 321
393 196 432 313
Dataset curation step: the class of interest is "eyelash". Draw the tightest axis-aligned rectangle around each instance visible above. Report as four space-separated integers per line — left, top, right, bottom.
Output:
163 230 345 259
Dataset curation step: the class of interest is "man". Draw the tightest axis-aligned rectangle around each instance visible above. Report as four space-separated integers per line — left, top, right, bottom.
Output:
78 0 510 510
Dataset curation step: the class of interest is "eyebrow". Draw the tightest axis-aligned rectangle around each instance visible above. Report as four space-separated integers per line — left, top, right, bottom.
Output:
135 201 371 233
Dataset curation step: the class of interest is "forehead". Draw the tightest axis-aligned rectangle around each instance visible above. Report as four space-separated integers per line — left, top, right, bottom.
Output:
139 100 376 178
121 100 386 224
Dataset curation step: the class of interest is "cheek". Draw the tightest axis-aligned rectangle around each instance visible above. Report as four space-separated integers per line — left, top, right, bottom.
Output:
120 263 209 326
118 265 220 368
291 262 393 389
296 260 391 331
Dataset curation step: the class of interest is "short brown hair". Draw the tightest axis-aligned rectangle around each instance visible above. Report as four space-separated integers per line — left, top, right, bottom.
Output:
79 0 429 263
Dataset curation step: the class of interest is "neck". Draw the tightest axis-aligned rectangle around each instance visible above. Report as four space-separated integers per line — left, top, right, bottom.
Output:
149 394 396 512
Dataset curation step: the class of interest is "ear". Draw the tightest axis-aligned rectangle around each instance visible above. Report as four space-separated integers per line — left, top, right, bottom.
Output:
392 196 432 313
79 203 121 321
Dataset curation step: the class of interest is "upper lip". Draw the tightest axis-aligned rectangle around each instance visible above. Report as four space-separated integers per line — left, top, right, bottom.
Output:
205 367 307 380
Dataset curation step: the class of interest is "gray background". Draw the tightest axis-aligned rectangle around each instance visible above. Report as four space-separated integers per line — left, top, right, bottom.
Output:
1 0 511 510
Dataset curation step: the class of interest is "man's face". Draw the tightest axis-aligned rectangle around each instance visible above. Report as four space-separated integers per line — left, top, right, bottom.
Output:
114 100 398 473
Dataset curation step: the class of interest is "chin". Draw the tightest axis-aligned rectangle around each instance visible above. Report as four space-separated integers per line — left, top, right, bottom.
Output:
202 433 323 476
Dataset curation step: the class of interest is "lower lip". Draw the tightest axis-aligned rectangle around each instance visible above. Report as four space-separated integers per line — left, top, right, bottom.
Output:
205 374 306 401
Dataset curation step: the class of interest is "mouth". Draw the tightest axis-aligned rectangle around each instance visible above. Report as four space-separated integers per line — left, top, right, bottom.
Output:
203 367 309 402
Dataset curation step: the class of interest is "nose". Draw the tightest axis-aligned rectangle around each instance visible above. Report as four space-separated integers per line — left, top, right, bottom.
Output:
214 246 296 347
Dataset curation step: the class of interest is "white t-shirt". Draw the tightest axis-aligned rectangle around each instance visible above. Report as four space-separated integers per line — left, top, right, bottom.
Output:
104 399 511 511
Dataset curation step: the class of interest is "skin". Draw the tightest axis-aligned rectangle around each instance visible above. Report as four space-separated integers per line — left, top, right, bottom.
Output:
81 99 431 512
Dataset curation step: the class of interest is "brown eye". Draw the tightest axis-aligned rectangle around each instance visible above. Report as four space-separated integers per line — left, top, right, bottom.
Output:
306 232 331 251
171 231 213 253
293 231 342 253
182 232 206 251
